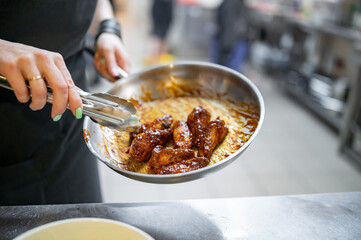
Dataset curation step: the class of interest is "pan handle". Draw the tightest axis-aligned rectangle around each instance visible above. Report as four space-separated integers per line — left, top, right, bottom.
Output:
116 67 129 79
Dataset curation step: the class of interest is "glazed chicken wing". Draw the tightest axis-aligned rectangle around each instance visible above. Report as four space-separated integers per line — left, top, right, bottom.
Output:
199 117 228 159
153 157 210 175
187 106 211 146
130 115 174 140
148 145 195 169
173 120 192 149
129 128 173 162
144 114 174 130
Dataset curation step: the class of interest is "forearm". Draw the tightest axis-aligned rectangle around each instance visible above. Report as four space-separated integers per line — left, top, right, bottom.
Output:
88 0 115 37
89 0 130 79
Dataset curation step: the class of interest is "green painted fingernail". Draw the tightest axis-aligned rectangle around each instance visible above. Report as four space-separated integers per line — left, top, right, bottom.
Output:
76 107 82 119
53 115 62 122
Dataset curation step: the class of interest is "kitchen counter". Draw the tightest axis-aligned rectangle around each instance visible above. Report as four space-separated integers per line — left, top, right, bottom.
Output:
1 192 361 239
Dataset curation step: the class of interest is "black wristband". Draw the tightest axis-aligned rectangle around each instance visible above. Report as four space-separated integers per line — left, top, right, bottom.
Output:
95 18 122 41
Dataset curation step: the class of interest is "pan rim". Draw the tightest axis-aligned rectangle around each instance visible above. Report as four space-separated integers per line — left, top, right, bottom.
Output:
83 61 265 183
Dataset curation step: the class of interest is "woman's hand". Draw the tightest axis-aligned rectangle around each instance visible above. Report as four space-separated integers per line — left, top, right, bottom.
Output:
0 39 82 121
94 33 131 82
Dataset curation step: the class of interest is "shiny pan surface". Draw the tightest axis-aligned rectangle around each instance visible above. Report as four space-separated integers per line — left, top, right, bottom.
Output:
83 62 265 183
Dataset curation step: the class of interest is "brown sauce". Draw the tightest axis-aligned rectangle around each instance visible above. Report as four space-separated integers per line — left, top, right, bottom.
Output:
100 77 260 174
83 129 90 143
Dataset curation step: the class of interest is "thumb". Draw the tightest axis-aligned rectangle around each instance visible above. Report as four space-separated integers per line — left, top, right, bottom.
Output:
103 49 120 78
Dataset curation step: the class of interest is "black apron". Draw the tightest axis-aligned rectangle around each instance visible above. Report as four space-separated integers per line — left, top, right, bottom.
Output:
0 0 102 205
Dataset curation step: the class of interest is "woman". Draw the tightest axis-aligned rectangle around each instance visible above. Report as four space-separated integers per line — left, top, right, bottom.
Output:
146 0 174 65
0 0 130 205
214 0 249 72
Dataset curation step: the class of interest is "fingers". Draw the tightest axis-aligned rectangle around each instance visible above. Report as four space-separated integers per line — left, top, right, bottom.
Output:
94 52 113 81
27 75 47 111
94 33 131 82
0 40 81 121
36 52 83 120
19 57 47 110
3 68 30 103
95 51 118 82
115 48 131 73
55 56 83 119
105 49 123 82
36 54 68 119
94 49 130 82
114 37 131 73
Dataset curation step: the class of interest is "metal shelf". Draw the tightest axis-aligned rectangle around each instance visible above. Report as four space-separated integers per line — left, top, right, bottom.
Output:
284 83 342 132
343 145 361 168
250 6 361 165
287 17 361 42
250 7 361 42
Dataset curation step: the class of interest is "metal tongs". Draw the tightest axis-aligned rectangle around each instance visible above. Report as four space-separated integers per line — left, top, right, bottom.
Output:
0 75 141 132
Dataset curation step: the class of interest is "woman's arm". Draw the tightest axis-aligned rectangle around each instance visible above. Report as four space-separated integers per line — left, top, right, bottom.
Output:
88 0 114 36
90 0 131 82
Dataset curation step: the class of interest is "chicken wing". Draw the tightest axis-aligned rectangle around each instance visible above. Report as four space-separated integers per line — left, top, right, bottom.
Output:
148 145 195 169
144 114 174 130
173 120 192 149
153 157 210 174
199 117 228 159
130 115 174 140
187 106 211 146
129 128 173 162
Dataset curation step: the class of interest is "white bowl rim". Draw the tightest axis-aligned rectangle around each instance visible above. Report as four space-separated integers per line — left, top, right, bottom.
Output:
14 217 154 240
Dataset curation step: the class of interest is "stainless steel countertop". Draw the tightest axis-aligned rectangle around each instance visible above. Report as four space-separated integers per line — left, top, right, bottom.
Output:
1 192 361 239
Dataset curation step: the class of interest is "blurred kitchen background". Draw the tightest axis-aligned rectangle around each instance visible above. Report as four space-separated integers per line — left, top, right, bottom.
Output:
90 0 361 202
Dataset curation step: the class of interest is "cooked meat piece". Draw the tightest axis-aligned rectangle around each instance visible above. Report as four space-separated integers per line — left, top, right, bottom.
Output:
199 117 228 159
129 126 143 140
145 114 174 129
129 128 173 162
148 145 195 169
187 106 211 146
153 157 210 174
130 115 174 140
173 120 192 149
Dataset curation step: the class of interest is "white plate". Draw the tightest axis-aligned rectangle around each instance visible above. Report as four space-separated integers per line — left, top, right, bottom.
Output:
14 218 154 240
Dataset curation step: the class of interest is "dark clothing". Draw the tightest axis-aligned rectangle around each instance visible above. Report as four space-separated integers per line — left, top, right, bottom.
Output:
0 0 95 60
151 0 173 39
0 0 102 205
216 0 249 68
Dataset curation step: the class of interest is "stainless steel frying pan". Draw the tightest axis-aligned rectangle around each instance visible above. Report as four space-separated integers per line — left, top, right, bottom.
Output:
83 61 265 183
